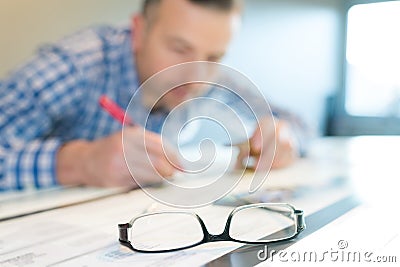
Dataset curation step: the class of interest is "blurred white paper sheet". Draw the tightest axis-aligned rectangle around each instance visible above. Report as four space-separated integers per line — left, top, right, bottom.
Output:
0 186 128 221
0 191 252 267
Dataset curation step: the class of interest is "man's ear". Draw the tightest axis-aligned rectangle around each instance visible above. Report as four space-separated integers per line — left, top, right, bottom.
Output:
131 14 145 53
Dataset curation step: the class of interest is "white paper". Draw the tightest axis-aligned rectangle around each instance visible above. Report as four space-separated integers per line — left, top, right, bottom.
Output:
0 186 128 221
0 188 239 267
0 181 353 267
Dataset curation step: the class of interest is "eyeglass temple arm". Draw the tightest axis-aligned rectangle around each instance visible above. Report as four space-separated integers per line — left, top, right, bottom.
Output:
294 209 305 232
118 223 130 243
257 206 292 217
229 195 303 222
258 206 305 232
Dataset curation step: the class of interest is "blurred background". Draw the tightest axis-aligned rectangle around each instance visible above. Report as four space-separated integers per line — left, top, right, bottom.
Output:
1 0 399 136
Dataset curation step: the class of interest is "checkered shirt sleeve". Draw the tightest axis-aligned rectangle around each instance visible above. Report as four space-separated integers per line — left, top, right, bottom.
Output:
0 46 83 191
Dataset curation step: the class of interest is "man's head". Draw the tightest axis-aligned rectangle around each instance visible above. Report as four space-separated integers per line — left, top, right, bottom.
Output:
132 0 242 110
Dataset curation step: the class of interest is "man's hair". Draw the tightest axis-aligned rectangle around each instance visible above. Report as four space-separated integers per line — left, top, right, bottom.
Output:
142 0 241 17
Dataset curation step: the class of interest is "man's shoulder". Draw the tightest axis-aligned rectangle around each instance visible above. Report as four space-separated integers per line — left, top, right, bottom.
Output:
55 24 131 57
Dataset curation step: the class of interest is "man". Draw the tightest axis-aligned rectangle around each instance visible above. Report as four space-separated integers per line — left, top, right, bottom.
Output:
0 0 297 191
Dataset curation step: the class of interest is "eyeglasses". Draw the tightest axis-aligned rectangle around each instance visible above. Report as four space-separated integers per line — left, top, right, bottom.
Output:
118 203 305 253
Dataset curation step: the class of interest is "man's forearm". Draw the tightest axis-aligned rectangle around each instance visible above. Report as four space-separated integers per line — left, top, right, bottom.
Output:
56 140 91 186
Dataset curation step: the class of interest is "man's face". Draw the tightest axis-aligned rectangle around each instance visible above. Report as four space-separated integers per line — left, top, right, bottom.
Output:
133 0 240 111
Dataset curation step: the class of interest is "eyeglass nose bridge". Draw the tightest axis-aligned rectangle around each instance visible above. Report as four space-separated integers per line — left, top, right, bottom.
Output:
205 231 231 242
196 215 233 243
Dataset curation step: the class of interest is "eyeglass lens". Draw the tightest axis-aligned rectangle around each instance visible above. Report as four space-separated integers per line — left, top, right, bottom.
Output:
229 204 296 242
130 212 204 251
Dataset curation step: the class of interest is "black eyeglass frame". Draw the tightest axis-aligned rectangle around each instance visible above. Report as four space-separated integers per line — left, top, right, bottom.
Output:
118 203 305 253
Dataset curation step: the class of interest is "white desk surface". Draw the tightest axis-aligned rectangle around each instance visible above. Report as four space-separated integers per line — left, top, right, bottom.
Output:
0 136 399 266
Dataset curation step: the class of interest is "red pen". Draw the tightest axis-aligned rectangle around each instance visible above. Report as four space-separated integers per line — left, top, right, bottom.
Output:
99 95 134 126
100 95 184 171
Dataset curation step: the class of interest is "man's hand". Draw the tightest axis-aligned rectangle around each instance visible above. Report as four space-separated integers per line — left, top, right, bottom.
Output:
57 127 179 187
236 117 298 171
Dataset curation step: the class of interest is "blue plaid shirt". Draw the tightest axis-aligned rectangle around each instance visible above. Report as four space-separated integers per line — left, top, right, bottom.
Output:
0 25 169 191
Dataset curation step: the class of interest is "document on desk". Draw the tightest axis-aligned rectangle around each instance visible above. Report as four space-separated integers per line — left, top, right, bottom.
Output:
0 186 128 221
255 204 400 266
0 188 287 267
0 190 355 267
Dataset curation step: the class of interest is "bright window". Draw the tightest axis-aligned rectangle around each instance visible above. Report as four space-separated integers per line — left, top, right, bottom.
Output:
345 1 400 117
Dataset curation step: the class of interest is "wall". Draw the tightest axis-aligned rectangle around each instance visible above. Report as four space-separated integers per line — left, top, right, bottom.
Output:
0 0 140 78
223 0 343 134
